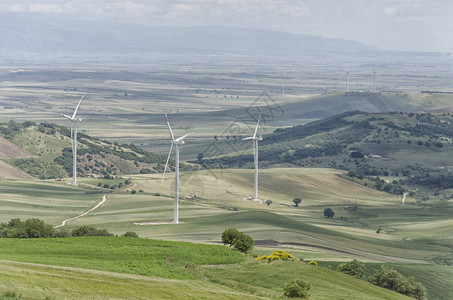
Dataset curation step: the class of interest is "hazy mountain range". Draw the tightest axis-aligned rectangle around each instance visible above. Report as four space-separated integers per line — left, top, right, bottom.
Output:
0 12 380 55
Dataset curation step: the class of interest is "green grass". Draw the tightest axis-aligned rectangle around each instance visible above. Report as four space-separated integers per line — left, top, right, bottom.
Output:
0 168 452 298
0 238 414 300
195 260 411 299
0 237 245 279
0 260 259 300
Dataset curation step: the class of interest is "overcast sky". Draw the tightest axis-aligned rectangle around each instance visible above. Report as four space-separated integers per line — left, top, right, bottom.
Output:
1 0 452 52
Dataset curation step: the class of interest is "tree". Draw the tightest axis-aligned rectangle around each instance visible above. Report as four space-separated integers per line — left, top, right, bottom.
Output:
283 279 311 298
337 259 365 278
350 151 364 158
24 218 55 238
221 228 240 246
370 266 426 300
265 200 272 206
197 153 204 163
122 231 139 238
232 232 254 253
293 198 302 207
324 208 335 218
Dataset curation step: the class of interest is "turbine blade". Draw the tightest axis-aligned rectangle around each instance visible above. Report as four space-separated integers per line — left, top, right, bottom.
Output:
165 112 175 141
61 113 73 120
71 123 73 141
242 136 253 140
175 132 193 142
162 143 174 183
71 93 85 119
253 113 261 138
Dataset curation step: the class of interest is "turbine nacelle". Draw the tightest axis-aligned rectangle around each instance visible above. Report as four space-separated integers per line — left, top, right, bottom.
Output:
60 94 85 122
172 140 186 145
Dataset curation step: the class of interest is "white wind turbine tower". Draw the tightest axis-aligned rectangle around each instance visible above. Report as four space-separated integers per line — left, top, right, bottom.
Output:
162 112 192 224
346 69 350 92
242 113 263 200
373 69 377 92
60 94 85 186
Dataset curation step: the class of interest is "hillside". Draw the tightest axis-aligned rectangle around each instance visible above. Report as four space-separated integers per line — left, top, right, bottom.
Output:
0 120 170 180
0 237 411 300
203 111 453 196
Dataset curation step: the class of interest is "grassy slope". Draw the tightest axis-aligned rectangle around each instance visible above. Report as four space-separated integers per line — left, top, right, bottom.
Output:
0 237 411 300
196 261 410 300
0 260 259 300
0 168 452 298
0 237 244 279
0 180 103 224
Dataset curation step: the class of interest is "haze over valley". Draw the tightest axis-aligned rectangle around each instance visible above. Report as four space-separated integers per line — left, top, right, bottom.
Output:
1 3 453 299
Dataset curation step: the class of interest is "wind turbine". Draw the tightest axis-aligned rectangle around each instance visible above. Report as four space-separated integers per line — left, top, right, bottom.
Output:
242 113 263 200
373 69 377 92
346 69 350 92
60 93 85 186
162 112 192 224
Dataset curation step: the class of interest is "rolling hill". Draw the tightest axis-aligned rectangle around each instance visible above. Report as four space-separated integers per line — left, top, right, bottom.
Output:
202 110 453 197
0 120 170 180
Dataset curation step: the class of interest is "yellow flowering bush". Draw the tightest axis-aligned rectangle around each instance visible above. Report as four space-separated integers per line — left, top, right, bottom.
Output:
308 260 318 266
256 250 296 262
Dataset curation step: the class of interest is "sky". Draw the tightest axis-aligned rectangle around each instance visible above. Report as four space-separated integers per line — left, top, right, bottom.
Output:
1 0 453 52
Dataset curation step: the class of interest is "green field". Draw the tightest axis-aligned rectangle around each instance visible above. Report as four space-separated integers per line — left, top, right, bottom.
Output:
0 167 452 298
0 237 411 300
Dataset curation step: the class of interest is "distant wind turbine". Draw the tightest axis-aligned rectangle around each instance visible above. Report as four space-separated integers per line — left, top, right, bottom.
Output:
60 93 85 186
346 69 350 92
162 112 192 224
242 113 263 200
373 69 377 92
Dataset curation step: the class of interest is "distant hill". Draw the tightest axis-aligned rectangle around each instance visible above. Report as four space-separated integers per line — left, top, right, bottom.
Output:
176 92 453 131
0 120 171 180
203 111 453 188
0 12 379 55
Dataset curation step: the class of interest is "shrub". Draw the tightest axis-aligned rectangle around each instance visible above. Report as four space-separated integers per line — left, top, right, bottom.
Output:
0 218 56 238
265 200 272 206
24 218 56 238
337 259 365 278
308 260 317 266
323 208 335 218
71 226 113 237
283 279 311 298
221 228 240 247
131 190 137 194
369 266 426 300
232 232 254 253
257 250 296 262
122 231 139 238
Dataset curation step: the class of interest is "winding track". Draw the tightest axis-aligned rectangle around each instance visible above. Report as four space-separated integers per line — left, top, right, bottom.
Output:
54 194 107 228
